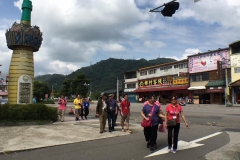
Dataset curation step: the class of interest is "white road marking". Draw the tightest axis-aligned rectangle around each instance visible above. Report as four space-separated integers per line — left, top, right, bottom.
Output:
145 132 222 158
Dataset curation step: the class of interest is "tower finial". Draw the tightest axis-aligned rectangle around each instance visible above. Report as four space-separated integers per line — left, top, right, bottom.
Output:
21 0 32 25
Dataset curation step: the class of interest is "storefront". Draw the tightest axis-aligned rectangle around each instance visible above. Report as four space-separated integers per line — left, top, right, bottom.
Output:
188 81 209 104
229 79 240 104
205 80 225 104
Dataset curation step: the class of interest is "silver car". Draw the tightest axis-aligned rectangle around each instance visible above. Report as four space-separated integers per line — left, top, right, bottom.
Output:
0 99 8 104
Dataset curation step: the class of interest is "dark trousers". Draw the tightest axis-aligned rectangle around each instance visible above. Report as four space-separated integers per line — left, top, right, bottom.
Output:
80 108 84 118
144 125 158 148
85 108 89 118
167 123 180 150
108 110 116 130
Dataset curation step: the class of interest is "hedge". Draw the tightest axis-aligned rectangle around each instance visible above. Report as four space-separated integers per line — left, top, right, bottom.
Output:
0 103 58 122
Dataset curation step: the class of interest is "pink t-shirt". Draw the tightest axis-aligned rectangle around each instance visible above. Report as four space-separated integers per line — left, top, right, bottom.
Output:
166 104 182 123
58 98 67 110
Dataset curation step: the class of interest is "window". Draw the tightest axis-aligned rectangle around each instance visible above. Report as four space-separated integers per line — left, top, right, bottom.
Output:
190 72 209 82
140 71 147 76
160 67 163 71
234 67 240 73
127 83 135 88
174 65 178 68
179 64 184 69
149 69 156 75
184 63 188 68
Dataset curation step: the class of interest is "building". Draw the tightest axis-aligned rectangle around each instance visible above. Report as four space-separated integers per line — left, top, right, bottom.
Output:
0 74 8 99
124 71 138 102
229 40 240 104
188 48 230 104
133 59 189 103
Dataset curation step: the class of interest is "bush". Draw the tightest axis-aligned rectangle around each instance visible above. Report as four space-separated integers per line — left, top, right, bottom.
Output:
0 103 58 122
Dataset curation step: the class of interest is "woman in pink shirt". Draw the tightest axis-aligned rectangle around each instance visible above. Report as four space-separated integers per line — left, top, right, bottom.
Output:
58 95 67 122
165 95 188 153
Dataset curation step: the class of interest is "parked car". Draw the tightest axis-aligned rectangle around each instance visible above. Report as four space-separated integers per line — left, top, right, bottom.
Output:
0 99 8 104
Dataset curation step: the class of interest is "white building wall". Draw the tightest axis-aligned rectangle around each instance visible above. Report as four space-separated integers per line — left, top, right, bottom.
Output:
138 67 188 80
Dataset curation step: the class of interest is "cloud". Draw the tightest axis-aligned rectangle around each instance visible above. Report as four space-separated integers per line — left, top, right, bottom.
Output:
165 48 201 60
144 40 166 48
0 0 239 76
103 43 126 52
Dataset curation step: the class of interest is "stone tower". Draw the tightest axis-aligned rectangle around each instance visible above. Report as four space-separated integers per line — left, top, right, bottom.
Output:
5 0 43 104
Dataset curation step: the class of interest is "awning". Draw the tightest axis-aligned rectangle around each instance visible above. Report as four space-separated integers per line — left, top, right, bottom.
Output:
0 92 8 96
134 85 188 93
205 80 225 87
188 86 206 90
229 79 240 87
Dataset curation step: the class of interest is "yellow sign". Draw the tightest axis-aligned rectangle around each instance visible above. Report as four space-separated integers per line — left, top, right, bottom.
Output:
173 78 189 85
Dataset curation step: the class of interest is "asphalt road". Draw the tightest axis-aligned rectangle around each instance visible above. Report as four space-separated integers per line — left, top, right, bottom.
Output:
1 103 240 160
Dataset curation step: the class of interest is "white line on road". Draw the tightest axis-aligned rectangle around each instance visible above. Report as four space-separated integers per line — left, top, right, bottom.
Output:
145 132 222 158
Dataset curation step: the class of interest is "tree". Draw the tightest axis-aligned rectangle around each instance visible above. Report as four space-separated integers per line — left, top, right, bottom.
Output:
92 90 101 100
33 80 51 101
61 73 89 98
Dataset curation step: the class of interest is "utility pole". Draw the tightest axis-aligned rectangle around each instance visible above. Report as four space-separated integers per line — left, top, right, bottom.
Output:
117 76 119 102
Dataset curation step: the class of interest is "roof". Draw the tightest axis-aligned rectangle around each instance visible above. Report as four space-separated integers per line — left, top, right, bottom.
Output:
205 80 226 87
229 79 240 87
134 85 188 92
138 59 187 71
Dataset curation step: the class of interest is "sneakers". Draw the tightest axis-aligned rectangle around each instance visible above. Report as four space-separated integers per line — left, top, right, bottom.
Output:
126 129 132 133
167 147 171 153
172 149 177 153
150 147 154 153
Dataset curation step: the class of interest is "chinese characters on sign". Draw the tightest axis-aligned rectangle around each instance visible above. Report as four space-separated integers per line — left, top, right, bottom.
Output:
188 50 229 74
173 78 189 85
138 77 174 87
19 83 30 103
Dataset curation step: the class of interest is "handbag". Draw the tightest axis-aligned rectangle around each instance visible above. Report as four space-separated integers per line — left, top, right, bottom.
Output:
158 123 166 132
141 105 155 128
167 119 177 126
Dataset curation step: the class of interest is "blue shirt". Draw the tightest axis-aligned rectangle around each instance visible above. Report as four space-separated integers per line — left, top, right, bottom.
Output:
83 102 90 109
142 104 160 126
107 99 118 111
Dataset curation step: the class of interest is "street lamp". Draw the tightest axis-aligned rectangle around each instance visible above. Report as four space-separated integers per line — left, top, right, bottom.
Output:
84 82 91 100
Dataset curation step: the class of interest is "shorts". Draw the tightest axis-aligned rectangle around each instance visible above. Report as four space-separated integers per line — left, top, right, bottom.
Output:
121 114 130 123
75 109 81 114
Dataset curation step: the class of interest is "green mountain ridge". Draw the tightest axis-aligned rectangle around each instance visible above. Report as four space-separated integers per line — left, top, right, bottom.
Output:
35 57 176 92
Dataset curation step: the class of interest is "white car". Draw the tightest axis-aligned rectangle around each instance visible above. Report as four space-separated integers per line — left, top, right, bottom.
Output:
0 99 8 104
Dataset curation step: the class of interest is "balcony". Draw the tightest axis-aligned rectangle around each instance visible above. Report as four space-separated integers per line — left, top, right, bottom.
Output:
125 78 138 83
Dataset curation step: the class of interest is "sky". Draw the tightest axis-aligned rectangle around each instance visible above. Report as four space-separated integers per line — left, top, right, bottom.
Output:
0 0 240 76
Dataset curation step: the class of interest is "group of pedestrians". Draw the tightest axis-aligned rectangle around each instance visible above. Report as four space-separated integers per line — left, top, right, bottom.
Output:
73 95 90 121
58 92 189 155
57 94 90 122
141 94 189 153
96 93 131 134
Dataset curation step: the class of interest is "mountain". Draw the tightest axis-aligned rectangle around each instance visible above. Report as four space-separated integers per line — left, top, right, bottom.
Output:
35 58 176 92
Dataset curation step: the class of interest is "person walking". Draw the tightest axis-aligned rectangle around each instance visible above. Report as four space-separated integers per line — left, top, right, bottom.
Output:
73 95 83 121
165 95 189 154
96 93 109 134
141 95 164 153
120 94 131 133
107 94 118 132
32 97 37 104
58 95 67 122
83 98 90 119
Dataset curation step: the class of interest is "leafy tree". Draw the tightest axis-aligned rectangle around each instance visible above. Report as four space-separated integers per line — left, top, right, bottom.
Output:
92 90 101 100
61 73 89 98
33 80 51 101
